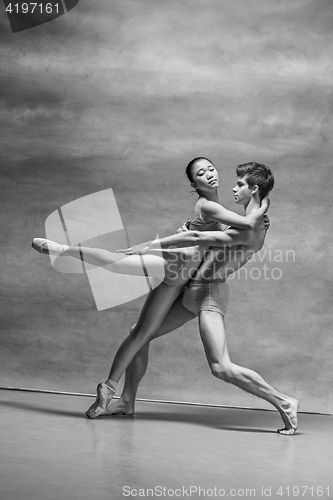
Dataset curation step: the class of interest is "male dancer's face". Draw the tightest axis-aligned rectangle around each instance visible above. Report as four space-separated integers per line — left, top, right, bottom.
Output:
232 176 255 205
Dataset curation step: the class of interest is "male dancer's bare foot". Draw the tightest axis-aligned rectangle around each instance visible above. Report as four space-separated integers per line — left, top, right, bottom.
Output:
106 397 135 416
85 383 114 419
277 397 300 435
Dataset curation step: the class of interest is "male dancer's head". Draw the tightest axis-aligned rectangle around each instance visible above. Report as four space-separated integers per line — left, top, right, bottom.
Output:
233 162 274 207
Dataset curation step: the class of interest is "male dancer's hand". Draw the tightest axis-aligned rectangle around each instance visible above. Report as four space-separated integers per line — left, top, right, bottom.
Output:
176 219 190 233
117 243 151 255
118 221 191 254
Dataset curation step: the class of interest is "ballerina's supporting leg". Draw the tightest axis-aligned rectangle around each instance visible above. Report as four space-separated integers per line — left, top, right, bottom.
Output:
85 283 196 418
108 294 196 416
86 290 196 418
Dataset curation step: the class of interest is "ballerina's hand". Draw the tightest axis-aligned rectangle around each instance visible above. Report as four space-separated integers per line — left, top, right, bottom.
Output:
263 214 270 231
261 196 270 213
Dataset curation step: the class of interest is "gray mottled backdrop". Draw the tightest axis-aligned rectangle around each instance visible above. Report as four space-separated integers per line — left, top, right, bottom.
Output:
1 0 332 413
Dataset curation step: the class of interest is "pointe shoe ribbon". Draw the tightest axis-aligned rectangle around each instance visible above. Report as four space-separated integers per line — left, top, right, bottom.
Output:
32 238 68 256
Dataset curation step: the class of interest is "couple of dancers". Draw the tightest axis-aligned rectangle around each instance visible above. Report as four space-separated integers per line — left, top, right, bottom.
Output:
32 158 299 435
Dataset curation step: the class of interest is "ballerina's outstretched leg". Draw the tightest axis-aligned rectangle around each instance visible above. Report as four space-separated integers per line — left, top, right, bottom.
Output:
32 237 170 278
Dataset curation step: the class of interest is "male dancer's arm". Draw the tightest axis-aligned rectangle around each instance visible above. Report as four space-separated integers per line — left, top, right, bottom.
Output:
120 226 249 255
159 227 249 248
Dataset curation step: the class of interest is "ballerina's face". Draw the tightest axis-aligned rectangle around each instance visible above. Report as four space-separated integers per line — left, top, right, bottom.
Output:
191 159 219 192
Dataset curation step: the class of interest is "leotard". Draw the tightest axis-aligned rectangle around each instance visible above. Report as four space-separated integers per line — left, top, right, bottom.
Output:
162 205 220 287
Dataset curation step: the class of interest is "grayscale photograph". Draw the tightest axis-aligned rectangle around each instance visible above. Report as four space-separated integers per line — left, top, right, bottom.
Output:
1 1 332 499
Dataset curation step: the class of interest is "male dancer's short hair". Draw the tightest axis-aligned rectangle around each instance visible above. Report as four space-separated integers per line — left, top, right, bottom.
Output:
236 162 274 200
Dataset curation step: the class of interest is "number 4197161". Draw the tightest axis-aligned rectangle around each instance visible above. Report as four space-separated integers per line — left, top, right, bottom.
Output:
6 3 60 14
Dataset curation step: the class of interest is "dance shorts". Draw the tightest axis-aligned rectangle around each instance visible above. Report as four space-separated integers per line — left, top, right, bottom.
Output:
162 246 206 287
182 279 230 317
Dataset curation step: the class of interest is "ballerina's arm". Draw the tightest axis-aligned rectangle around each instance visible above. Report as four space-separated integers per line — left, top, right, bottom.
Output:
117 200 269 255
201 197 269 229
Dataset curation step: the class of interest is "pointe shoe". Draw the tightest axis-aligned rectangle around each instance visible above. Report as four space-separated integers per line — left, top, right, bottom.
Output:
32 238 68 256
85 383 115 419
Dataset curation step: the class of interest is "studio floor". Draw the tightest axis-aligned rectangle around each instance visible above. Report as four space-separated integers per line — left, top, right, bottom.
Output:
0 389 332 500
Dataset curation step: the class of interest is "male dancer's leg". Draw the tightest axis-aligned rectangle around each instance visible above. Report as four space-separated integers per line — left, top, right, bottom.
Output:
198 311 299 435
108 295 196 415
86 287 196 418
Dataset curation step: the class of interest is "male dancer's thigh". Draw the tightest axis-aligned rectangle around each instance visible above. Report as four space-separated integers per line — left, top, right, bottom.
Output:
198 311 231 368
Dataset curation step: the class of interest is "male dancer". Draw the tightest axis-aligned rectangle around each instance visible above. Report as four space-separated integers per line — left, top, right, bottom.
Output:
101 162 299 435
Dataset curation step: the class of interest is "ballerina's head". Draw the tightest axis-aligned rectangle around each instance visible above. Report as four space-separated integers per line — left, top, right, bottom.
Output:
185 157 219 196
